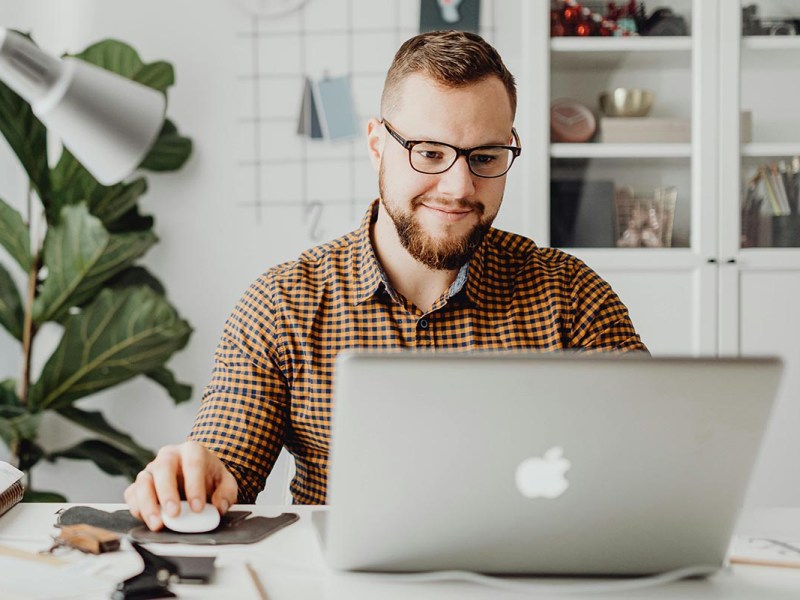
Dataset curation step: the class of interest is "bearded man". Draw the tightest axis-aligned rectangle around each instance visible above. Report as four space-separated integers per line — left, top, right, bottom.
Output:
125 30 646 531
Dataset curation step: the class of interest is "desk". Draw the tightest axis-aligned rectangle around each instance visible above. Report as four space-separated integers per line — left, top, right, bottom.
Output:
1 504 799 599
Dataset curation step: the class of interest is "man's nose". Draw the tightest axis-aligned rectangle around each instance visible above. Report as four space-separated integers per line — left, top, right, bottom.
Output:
436 154 476 198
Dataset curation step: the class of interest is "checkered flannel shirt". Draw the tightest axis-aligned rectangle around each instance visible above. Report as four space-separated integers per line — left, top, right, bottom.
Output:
188 200 648 504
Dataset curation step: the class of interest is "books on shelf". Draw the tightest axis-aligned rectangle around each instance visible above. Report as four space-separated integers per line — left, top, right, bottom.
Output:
599 111 753 144
0 462 24 517
600 117 691 143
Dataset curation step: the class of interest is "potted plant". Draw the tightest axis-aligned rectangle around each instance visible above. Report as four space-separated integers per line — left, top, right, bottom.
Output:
0 36 193 501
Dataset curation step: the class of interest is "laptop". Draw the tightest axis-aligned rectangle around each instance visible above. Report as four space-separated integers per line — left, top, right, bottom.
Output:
316 351 782 575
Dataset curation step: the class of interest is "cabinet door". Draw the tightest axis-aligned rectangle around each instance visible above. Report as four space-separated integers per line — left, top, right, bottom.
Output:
727 269 800 507
522 0 718 355
720 0 800 257
718 0 800 507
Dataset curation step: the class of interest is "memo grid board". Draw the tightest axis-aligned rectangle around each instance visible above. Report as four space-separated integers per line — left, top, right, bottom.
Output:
234 0 497 242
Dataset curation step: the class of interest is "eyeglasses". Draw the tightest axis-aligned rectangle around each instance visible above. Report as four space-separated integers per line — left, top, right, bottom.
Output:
381 119 521 179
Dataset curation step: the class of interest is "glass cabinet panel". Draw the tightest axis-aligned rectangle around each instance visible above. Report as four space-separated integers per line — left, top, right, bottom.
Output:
739 0 800 249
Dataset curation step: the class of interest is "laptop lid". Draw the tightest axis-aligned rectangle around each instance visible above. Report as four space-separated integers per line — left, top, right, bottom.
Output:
324 351 783 575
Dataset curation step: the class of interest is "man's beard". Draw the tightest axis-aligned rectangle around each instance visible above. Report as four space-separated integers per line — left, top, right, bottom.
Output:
378 165 496 271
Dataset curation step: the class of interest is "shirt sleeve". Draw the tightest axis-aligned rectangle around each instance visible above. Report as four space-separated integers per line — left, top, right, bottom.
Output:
187 274 289 503
566 259 649 353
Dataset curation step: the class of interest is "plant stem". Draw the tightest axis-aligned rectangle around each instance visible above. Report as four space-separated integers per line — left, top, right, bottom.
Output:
19 253 39 407
18 184 40 408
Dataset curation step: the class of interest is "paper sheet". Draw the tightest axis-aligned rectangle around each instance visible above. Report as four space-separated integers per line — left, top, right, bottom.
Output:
729 535 800 569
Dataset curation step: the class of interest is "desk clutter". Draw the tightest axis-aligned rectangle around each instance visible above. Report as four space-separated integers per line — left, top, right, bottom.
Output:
57 505 299 544
0 505 299 599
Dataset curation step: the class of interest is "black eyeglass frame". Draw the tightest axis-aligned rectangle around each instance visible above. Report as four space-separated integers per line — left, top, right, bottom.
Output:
381 118 522 179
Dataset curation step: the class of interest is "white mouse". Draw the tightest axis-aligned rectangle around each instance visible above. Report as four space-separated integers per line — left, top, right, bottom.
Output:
161 501 220 533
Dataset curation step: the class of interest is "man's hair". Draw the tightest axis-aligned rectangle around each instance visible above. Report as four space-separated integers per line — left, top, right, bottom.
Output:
381 30 517 119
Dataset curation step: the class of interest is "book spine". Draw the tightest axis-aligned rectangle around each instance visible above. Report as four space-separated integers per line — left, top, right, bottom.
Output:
0 480 24 518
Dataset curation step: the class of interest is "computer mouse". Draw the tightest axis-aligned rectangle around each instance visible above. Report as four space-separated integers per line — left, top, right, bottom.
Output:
161 501 220 533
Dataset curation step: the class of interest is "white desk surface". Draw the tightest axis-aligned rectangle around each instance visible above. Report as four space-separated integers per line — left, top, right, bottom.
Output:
0 503 799 599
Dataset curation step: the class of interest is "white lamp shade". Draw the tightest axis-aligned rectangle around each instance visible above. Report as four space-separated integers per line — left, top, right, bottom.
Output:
0 28 166 185
35 58 165 185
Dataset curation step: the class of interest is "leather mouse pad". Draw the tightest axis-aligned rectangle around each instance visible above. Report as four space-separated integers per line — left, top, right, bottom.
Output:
57 506 299 545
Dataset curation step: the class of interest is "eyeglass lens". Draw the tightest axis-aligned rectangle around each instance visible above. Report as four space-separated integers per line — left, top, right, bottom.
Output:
410 142 515 177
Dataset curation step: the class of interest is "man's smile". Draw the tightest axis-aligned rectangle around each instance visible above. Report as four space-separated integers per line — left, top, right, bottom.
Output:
419 202 477 223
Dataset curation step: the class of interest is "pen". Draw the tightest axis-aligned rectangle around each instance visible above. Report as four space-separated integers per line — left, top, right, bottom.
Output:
246 561 269 600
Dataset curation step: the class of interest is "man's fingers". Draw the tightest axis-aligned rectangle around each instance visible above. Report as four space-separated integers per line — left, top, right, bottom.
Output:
181 443 209 511
150 449 182 517
123 483 140 519
210 468 238 515
133 470 163 531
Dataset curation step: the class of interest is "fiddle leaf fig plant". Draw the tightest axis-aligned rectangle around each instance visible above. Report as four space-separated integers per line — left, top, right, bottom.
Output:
0 36 193 501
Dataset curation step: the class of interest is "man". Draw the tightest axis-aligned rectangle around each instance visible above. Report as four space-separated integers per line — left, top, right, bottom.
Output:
125 30 647 531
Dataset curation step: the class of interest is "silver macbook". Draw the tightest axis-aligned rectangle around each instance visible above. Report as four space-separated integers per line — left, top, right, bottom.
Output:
318 351 782 575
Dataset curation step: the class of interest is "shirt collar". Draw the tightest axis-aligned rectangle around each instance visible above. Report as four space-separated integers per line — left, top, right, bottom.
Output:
353 200 385 305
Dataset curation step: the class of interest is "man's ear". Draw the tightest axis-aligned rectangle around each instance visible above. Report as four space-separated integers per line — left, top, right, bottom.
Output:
366 118 384 172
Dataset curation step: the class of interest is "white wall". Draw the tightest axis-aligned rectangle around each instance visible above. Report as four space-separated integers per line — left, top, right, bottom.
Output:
0 0 522 502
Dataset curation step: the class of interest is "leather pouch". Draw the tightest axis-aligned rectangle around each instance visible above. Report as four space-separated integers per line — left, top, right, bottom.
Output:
57 506 299 545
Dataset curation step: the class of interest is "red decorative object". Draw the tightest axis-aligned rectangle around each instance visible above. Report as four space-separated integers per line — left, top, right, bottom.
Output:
551 0 641 37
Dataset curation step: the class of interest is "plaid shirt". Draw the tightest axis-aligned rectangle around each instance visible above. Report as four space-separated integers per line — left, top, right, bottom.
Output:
189 200 647 504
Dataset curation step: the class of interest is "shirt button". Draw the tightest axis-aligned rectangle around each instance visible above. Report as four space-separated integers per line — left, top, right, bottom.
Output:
418 318 428 330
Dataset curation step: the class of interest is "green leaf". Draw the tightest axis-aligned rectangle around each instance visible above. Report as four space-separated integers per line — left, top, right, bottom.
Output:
0 381 40 453
0 412 42 452
29 286 192 410
49 148 150 229
0 263 24 341
70 40 149 81
32 204 156 324
17 438 45 471
57 406 154 464
0 379 19 406
133 61 175 93
23 489 68 503
105 206 154 234
139 119 192 172
146 367 192 404
0 37 50 199
105 266 166 295
50 439 145 480
70 40 173 93
48 148 98 224
0 198 32 271
90 178 148 228
0 379 42 448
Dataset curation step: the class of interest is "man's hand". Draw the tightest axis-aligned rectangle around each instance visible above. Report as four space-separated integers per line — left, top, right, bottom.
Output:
124 441 238 531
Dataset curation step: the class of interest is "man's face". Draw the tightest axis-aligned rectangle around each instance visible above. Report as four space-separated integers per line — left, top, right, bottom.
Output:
369 73 515 271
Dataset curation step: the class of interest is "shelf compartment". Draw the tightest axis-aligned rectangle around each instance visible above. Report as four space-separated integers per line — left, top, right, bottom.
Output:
742 37 800 51
742 143 800 158
550 143 692 159
550 37 692 52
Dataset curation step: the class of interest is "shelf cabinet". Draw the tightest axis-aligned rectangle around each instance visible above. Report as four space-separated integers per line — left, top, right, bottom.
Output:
517 0 800 505
520 0 718 356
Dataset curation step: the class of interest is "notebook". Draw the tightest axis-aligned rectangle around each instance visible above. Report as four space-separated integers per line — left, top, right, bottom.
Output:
318 351 783 575
0 462 24 518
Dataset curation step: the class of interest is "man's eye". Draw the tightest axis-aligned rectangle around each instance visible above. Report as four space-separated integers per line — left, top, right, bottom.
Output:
416 149 445 160
471 153 498 165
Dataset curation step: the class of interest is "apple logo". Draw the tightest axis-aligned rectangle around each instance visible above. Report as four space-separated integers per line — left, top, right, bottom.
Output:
515 447 572 499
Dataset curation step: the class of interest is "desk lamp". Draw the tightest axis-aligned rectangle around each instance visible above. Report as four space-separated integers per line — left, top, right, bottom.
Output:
0 27 164 185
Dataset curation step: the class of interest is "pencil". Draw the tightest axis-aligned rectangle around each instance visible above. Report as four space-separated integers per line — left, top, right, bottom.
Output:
246 561 269 600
